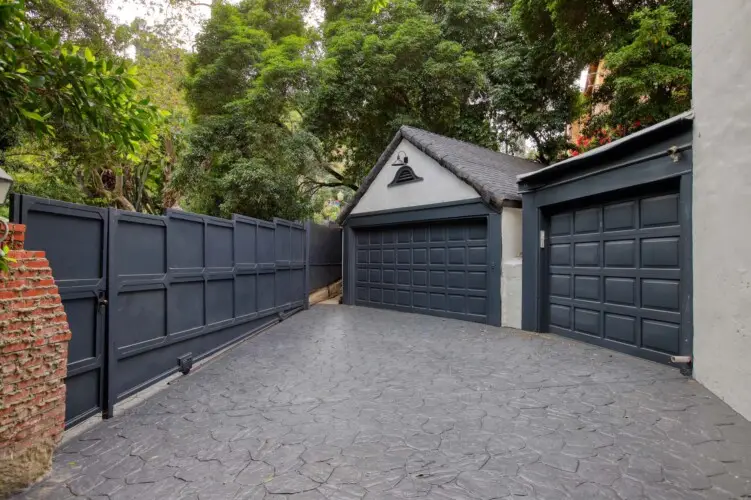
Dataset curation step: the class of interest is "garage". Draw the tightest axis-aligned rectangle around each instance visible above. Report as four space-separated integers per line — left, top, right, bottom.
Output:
338 125 540 326
354 219 490 323
518 112 693 365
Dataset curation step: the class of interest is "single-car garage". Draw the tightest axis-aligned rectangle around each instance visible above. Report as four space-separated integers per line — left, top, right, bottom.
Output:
518 112 693 365
339 125 540 326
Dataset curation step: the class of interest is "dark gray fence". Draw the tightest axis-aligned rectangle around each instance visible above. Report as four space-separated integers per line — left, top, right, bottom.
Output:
306 221 342 291
11 194 309 428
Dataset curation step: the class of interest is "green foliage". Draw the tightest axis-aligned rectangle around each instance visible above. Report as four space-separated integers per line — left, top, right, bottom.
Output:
0 0 162 162
310 0 490 183
177 0 320 221
588 3 692 131
0 243 15 274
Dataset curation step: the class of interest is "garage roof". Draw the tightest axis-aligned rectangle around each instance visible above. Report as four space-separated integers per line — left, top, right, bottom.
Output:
338 126 541 223
517 110 694 187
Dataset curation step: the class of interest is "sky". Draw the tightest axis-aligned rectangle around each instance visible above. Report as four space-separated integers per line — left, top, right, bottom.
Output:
107 0 211 50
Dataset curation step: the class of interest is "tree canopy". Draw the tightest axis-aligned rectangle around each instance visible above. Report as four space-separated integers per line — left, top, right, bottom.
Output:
1 0 694 222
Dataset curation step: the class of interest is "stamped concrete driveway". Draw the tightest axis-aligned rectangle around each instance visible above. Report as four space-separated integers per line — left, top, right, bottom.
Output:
19 305 751 500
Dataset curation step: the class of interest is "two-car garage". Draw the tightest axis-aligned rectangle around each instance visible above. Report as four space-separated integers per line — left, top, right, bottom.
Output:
353 219 492 324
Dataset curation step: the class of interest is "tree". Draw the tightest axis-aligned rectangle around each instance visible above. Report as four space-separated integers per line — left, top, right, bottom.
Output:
309 0 490 185
587 2 691 132
175 0 321 220
0 0 162 159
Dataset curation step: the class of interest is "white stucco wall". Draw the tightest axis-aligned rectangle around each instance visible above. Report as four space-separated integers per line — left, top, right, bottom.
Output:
692 0 751 420
350 139 479 215
501 207 522 329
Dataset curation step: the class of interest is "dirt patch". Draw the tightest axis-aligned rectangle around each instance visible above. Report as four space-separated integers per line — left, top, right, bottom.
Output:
0 441 54 499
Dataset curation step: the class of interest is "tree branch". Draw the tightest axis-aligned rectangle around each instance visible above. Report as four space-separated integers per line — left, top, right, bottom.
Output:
321 164 358 191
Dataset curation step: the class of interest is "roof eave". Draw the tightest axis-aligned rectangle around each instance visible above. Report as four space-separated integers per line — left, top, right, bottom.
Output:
517 110 695 187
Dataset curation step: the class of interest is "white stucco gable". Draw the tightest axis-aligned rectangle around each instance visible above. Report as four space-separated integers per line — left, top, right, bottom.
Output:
349 139 479 215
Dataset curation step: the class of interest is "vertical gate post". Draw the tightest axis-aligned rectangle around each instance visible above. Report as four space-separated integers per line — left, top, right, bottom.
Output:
304 221 311 309
103 208 116 419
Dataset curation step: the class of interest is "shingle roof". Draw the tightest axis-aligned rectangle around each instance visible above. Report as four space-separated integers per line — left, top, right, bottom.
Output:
338 126 541 223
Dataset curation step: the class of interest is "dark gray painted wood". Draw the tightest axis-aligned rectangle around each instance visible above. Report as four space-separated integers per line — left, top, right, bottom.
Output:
345 198 491 227
342 200 501 326
11 193 308 427
519 126 693 365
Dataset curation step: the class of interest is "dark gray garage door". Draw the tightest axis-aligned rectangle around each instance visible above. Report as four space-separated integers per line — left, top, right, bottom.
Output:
355 219 492 323
546 190 686 363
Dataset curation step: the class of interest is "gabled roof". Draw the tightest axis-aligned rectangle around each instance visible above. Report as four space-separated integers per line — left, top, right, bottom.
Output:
338 126 541 223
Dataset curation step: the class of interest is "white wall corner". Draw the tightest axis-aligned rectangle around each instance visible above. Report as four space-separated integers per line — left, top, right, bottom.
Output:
501 208 523 329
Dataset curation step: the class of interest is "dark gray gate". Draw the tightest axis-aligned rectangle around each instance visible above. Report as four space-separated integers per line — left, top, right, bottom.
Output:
544 189 686 364
11 194 310 426
306 221 342 291
11 195 109 428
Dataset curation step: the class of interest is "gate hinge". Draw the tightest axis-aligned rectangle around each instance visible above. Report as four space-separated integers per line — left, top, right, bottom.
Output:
539 230 545 249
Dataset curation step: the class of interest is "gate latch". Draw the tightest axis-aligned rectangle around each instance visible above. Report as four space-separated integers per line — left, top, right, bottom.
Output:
97 291 108 311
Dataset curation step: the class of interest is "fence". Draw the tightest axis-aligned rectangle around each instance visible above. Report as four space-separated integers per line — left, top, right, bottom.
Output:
10 194 340 428
306 221 342 291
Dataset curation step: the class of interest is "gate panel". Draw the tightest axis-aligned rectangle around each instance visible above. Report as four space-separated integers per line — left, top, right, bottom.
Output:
11 195 108 428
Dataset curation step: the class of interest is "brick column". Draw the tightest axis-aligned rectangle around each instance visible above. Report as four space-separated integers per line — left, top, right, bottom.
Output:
0 223 72 497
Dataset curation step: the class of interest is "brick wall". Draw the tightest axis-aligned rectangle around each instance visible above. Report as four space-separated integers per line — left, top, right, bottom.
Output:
0 222 71 497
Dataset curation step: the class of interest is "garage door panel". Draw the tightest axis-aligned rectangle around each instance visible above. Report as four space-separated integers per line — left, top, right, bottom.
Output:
574 308 600 336
550 244 571 266
549 304 571 328
430 270 446 287
604 201 636 231
354 219 490 323
413 291 428 308
574 242 600 266
413 248 427 264
430 248 446 264
604 277 635 306
574 208 600 234
641 194 679 228
549 274 571 298
604 313 636 344
641 279 680 311
467 272 486 290
641 237 679 267
574 276 600 301
545 189 685 363
642 319 680 354
448 271 466 289
550 213 572 236
604 240 636 267
413 227 427 242
412 270 427 286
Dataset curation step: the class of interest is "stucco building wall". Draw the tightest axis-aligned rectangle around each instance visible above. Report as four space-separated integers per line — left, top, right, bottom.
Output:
350 139 479 214
692 0 751 420
501 207 522 329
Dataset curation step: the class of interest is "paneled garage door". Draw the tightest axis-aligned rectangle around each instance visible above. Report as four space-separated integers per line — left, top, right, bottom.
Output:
354 219 492 323
546 190 686 362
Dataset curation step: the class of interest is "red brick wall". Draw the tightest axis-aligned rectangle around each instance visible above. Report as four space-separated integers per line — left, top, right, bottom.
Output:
0 223 71 458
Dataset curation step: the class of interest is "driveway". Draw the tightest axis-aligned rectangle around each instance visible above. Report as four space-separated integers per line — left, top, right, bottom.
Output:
18 305 751 499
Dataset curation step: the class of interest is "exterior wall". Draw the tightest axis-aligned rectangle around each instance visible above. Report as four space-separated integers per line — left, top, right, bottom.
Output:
0 223 71 497
692 1 751 420
350 139 478 215
501 207 522 329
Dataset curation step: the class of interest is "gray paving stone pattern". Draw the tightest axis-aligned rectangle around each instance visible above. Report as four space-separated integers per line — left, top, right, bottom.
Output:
17 306 751 499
